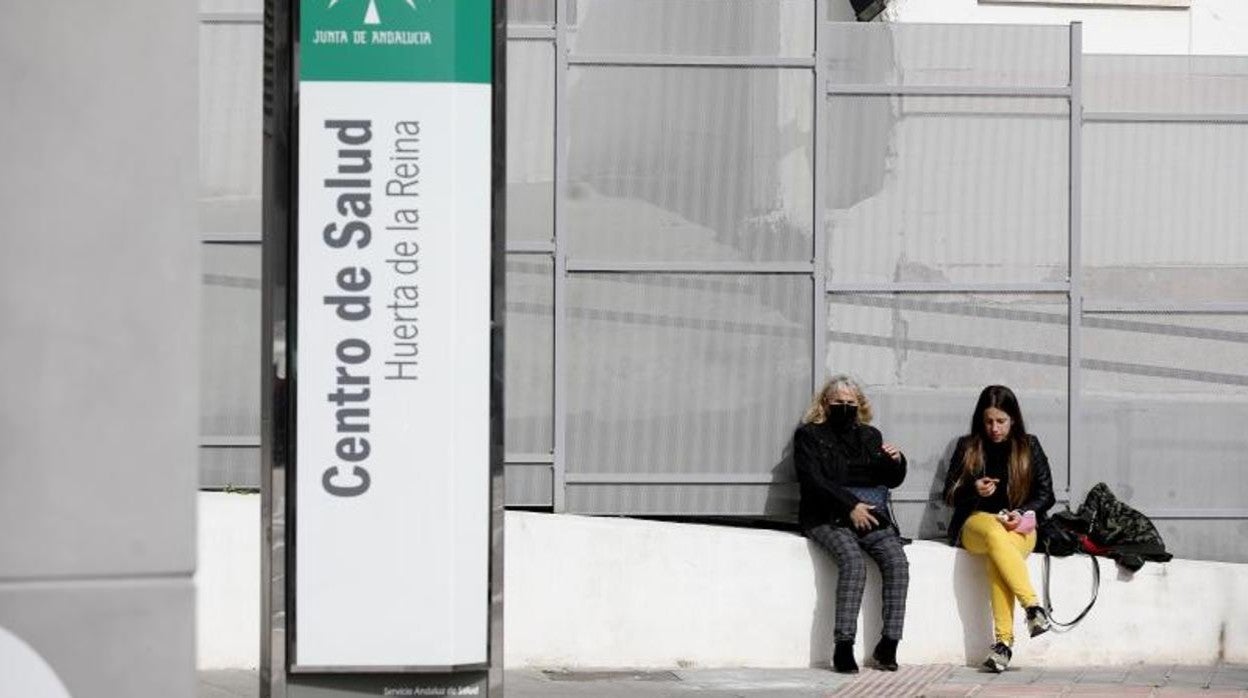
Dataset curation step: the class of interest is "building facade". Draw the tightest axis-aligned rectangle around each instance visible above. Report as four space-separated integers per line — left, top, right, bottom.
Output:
199 0 1248 561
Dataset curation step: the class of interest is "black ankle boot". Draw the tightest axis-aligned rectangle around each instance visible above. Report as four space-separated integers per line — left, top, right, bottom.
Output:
871 637 899 671
832 641 859 674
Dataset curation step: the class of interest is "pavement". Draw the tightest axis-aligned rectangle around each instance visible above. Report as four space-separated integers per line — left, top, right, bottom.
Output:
202 664 1248 697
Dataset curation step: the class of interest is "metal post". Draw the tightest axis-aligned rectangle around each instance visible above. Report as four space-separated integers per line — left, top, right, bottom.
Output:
1067 22 1083 503
488 1 507 692
552 0 569 512
260 0 294 694
812 19 829 394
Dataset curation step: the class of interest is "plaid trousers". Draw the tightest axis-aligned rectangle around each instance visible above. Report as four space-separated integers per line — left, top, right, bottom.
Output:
807 524 910 643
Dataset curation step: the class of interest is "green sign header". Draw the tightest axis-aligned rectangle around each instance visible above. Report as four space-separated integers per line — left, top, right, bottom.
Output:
300 0 491 83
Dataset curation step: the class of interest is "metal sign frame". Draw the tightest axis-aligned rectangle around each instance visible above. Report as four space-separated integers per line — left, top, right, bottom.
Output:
260 0 505 694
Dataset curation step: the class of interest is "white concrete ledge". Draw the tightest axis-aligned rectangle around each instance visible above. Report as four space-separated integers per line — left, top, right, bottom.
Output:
197 494 1247 670
505 511 1247 668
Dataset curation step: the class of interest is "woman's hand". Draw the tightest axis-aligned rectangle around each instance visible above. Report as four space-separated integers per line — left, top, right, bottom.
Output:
881 442 903 463
849 502 879 531
975 476 1000 497
1001 510 1023 531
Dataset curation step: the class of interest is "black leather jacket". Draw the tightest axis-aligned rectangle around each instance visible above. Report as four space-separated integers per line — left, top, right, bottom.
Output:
793 421 907 532
943 434 1055 546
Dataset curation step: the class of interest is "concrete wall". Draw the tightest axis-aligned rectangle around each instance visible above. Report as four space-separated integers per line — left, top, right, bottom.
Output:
881 0 1248 55
0 2 199 696
199 493 260 671
198 494 1246 670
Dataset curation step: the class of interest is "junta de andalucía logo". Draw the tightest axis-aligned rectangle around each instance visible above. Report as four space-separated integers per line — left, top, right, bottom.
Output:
328 0 420 26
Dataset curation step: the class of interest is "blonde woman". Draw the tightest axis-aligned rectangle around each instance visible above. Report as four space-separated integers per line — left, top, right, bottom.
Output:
943 385 1055 672
794 375 908 673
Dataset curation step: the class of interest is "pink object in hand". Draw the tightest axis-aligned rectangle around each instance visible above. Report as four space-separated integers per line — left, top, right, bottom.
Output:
1014 510 1037 535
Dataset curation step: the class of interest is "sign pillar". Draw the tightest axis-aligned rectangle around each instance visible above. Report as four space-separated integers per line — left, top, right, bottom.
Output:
262 0 503 695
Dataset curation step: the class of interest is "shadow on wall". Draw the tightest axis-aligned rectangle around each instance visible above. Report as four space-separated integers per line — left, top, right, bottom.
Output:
916 437 962 541
804 540 905 666
805 536 999 667
807 539 837 666
952 552 994 663
763 435 800 524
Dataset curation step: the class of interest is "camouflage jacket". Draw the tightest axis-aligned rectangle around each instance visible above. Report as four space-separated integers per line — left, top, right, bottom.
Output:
1047 482 1172 571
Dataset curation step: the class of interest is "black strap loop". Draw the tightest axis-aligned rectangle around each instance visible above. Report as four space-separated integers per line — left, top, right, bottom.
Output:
1042 541 1100 631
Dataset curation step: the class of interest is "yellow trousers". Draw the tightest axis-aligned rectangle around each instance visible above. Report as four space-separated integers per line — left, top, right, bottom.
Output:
961 511 1039 645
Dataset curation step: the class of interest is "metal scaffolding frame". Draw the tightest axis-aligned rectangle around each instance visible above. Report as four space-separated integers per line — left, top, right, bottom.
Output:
497 10 1248 522
195 5 1248 529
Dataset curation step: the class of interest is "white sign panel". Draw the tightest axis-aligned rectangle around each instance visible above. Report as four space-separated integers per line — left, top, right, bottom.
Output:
293 0 492 669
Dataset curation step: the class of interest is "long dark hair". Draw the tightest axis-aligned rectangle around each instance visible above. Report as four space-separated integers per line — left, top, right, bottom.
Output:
946 385 1032 508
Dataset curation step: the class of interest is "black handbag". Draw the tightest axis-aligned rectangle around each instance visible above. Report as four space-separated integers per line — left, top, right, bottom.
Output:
845 485 894 535
1038 512 1084 557
1038 508 1099 630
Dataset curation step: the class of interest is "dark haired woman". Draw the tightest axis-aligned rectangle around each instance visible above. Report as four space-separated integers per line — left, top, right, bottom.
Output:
795 375 908 674
943 385 1055 672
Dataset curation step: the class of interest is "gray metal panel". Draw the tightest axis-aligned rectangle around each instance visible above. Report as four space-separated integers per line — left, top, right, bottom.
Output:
508 26 556 40
1085 301 1248 313
201 11 263 24
1083 54 1248 116
567 473 778 484
505 465 554 507
1085 113 1248 124
1082 122 1248 302
567 67 813 263
825 95 1069 284
565 275 811 487
507 241 557 254
201 0 263 14
567 261 814 273
571 55 816 68
200 21 263 236
507 40 555 244
828 85 1070 97
0 579 195 698
567 483 800 517
1152 519 1248 564
827 282 1068 293
202 243 262 440
508 0 555 24
506 257 554 453
1082 313 1248 393
0 2 198 580
824 22 1070 88
567 0 814 58
1080 397 1248 517
200 446 262 490
827 294 1070 391
506 454 555 463
826 295 1071 493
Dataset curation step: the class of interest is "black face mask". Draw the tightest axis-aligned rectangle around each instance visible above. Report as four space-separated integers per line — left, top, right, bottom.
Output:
825 403 857 429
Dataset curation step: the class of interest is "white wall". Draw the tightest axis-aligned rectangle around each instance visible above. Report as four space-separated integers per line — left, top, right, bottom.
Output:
1 3 199 696
506 510 1247 668
199 493 1247 670
881 0 1248 55
197 493 260 670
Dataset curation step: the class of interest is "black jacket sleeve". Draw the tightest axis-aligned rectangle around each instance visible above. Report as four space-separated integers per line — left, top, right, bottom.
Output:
1020 435 1056 515
861 426 907 488
793 426 860 517
944 437 979 507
